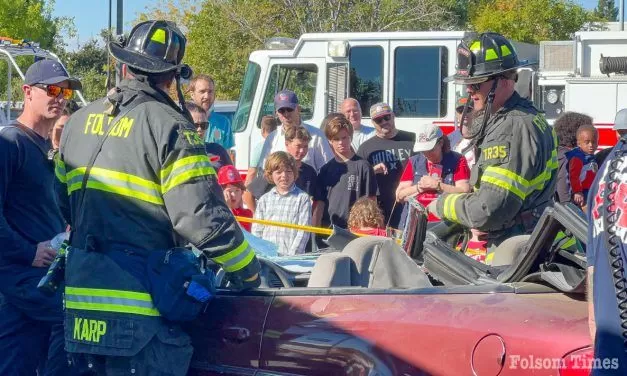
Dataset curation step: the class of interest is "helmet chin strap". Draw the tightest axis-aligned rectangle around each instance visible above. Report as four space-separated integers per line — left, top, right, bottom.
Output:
174 73 193 122
460 77 499 160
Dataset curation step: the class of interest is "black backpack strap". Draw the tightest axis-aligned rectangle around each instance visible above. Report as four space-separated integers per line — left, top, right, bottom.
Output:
3 122 52 160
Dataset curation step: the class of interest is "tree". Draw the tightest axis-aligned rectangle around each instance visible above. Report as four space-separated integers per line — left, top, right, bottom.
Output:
0 0 75 101
139 0 459 100
59 37 109 101
470 0 591 43
594 0 618 21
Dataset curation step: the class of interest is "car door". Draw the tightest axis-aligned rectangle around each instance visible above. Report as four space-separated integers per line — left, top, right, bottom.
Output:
187 290 274 376
257 288 482 376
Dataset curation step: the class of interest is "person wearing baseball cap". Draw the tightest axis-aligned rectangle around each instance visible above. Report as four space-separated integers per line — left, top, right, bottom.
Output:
218 165 253 231
255 89 332 175
595 108 627 166
396 124 471 224
0 58 83 375
355 102 415 228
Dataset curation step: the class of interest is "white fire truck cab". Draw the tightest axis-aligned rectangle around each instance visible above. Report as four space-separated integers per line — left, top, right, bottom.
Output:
536 30 627 148
231 31 538 172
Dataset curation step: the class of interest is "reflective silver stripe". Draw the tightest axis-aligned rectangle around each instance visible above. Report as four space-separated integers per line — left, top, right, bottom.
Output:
65 294 156 310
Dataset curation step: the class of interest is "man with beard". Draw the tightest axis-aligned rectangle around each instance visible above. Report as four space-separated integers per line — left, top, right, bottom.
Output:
357 102 415 228
430 32 557 263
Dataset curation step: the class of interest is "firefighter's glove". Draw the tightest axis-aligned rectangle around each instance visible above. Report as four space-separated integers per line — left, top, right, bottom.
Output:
228 272 261 291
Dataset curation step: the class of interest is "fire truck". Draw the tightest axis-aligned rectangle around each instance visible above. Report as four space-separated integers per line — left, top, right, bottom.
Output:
0 37 87 124
230 31 538 172
231 29 627 172
536 29 627 148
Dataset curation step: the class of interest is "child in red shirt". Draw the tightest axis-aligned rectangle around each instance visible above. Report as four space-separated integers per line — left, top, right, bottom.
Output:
217 165 253 231
348 197 387 237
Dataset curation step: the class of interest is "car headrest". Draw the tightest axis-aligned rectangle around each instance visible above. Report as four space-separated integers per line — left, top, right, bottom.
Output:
342 236 432 289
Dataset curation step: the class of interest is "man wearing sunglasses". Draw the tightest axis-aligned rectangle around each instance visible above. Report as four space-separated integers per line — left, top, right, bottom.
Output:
54 20 260 375
356 103 416 228
430 32 558 263
0 59 82 375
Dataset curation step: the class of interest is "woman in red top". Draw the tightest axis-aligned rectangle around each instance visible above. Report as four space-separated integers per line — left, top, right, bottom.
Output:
395 124 471 222
217 165 253 231
348 196 387 236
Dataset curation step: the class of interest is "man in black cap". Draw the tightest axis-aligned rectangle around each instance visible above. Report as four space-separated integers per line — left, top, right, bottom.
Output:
0 59 81 375
55 20 260 375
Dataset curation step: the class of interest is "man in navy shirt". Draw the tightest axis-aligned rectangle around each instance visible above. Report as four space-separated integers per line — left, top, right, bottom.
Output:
0 60 81 375
587 132 627 375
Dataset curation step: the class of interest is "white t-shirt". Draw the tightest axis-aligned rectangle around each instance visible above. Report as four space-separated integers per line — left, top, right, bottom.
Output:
351 124 375 151
454 138 476 169
257 122 333 172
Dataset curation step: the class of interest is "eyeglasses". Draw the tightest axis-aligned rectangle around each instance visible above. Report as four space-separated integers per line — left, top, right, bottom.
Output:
34 84 73 100
195 121 209 130
278 108 294 114
373 114 392 124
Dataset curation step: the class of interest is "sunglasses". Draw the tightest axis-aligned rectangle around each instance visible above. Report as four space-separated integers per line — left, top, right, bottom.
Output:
195 121 209 130
278 108 294 114
373 114 392 124
34 84 73 100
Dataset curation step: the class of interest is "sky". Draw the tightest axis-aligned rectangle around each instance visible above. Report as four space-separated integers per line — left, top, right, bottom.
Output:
53 0 603 51
53 0 157 51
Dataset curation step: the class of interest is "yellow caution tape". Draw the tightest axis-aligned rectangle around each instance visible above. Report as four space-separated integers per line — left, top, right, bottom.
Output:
234 216 402 244
235 216 334 236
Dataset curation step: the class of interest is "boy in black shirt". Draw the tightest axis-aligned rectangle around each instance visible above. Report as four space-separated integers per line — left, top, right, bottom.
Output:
247 126 322 214
357 103 415 228
316 115 378 228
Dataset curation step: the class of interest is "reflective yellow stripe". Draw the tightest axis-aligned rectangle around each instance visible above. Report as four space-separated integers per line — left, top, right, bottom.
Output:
481 176 526 200
66 167 164 205
65 286 160 317
443 194 461 222
486 252 495 263
161 155 216 194
65 287 153 301
54 157 66 183
212 240 255 272
65 301 160 316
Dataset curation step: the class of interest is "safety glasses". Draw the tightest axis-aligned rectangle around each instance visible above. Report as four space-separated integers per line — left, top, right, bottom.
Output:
34 84 73 100
373 114 392 124
195 121 209 130
278 108 294 114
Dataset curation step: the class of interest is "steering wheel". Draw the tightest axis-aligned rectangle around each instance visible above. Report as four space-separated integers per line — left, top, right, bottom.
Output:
214 258 294 288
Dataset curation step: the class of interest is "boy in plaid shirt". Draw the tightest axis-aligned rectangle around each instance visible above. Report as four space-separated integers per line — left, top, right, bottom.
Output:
252 151 311 255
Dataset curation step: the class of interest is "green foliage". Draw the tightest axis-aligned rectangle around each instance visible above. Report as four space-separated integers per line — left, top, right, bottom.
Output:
138 0 458 100
0 0 74 102
59 38 109 102
593 0 618 21
471 0 592 43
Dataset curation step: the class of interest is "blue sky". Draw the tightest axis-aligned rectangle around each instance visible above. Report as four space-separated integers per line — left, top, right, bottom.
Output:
53 0 156 51
54 0 601 51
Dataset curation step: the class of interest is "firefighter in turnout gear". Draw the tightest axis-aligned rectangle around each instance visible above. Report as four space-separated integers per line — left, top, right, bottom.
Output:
431 32 558 263
54 20 260 375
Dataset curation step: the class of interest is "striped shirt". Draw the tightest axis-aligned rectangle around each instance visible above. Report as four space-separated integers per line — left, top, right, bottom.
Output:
251 184 311 256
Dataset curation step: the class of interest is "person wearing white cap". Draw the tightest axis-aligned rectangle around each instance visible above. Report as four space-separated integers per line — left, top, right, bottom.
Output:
396 124 471 224
595 108 627 166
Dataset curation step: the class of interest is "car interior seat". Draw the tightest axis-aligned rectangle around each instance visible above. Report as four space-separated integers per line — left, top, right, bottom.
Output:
307 252 352 288
308 236 433 289
488 235 531 267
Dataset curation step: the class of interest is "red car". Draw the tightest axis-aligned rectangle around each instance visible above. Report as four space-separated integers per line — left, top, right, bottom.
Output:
188 203 592 376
